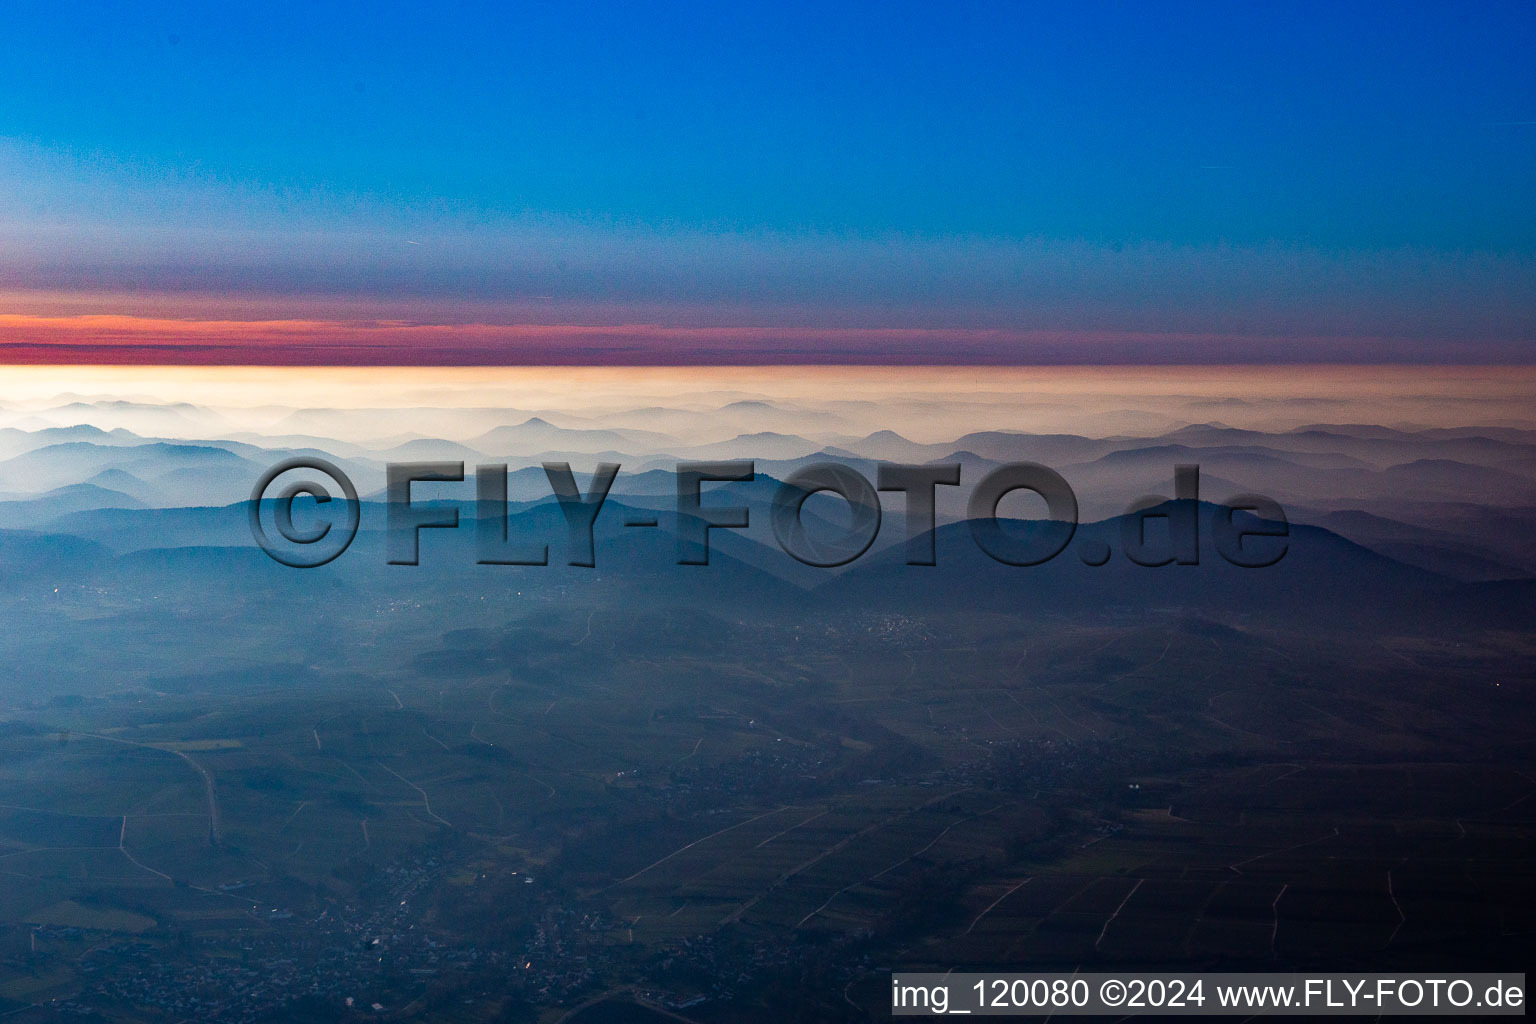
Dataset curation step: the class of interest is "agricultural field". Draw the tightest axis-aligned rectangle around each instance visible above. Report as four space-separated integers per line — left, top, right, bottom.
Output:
0 598 1530 1021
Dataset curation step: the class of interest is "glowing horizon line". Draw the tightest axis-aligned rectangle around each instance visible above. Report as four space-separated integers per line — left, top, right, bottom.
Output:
0 313 1521 366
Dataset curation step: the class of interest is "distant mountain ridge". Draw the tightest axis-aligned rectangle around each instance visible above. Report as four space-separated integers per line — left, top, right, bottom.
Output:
0 417 1534 582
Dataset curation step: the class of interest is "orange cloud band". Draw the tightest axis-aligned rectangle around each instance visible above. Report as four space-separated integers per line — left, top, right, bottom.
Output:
0 313 1424 365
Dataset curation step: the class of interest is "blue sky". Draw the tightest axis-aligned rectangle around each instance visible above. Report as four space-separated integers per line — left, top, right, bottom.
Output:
0 1 1532 362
